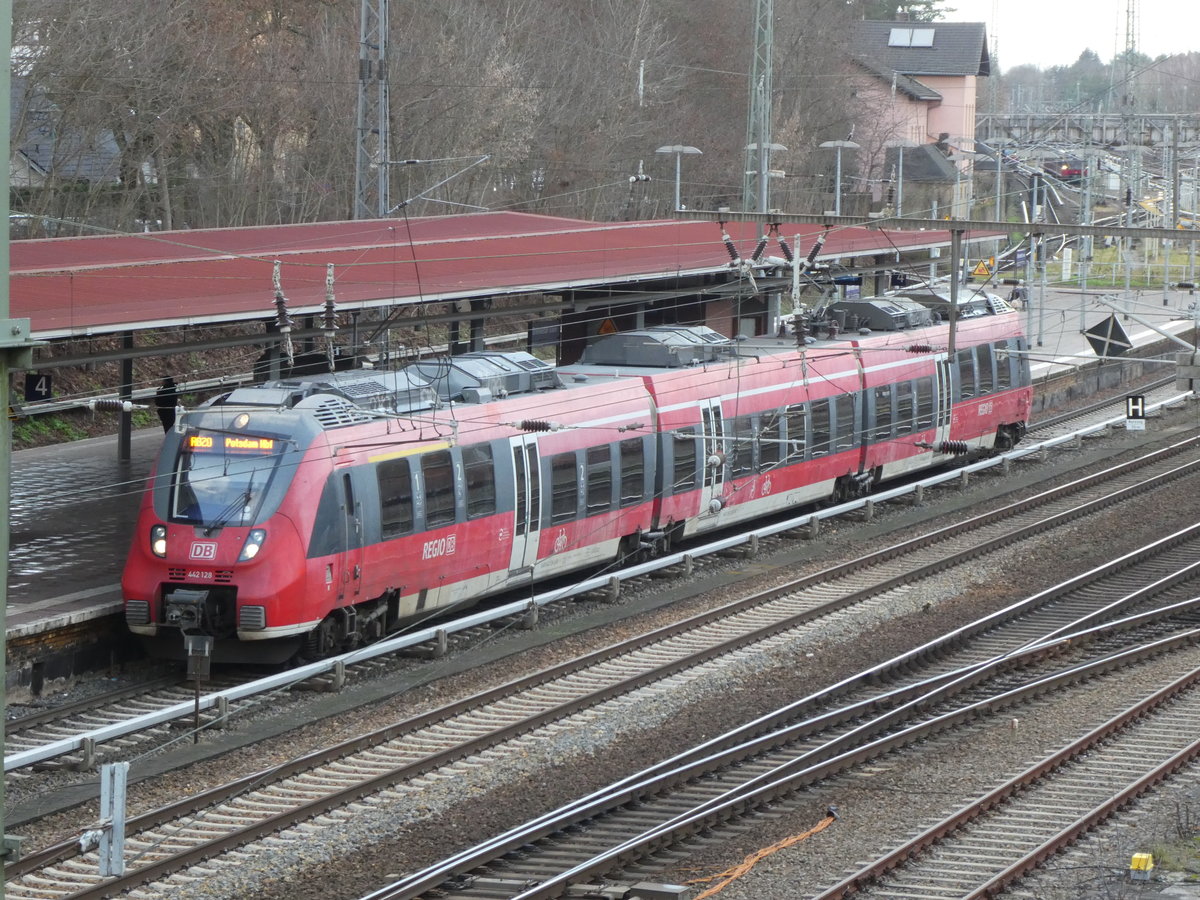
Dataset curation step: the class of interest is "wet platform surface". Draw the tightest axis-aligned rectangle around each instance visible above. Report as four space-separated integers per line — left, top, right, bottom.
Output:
7 428 163 638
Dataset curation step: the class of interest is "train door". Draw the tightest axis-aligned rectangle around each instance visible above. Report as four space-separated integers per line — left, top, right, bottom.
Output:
509 436 542 576
700 400 727 518
935 358 954 444
336 471 363 603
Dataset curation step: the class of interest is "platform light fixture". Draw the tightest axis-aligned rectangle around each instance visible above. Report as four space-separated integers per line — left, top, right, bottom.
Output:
819 140 860 216
656 145 703 212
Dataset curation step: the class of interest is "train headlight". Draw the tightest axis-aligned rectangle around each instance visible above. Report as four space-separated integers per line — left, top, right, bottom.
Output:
150 524 168 558
238 528 267 561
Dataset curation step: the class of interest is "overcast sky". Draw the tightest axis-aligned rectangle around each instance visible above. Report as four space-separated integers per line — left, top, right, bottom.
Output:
945 0 1200 70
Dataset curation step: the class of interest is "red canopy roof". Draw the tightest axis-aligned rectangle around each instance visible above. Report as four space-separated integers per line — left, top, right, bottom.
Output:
11 211 959 339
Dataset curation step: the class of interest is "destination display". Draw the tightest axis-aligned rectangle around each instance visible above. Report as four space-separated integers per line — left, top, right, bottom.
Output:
186 433 278 455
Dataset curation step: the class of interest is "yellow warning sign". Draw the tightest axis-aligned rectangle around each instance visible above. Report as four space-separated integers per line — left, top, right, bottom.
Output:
972 261 991 277
598 319 618 336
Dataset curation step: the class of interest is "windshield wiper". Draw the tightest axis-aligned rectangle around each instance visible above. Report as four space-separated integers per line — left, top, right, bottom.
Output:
203 489 253 536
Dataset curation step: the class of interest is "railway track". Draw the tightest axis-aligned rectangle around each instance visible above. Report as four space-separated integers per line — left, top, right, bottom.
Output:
360 562 1200 898
3 389 1192 781
813 667 1200 898
9 435 1200 898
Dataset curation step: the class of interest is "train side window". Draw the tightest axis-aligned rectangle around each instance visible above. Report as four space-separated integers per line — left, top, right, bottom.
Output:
834 393 856 450
729 415 755 478
810 400 832 456
759 410 781 470
309 477 343 557
957 347 976 399
785 404 807 461
976 343 995 394
672 428 699 492
586 445 613 514
895 382 914 435
377 458 415 539
513 447 529 535
619 437 645 507
915 376 934 429
421 450 456 529
701 408 715 487
463 444 496 519
995 340 1013 390
873 384 894 441
550 451 580 524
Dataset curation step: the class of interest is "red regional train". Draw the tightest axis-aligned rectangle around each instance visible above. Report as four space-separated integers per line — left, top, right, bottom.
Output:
123 290 1032 663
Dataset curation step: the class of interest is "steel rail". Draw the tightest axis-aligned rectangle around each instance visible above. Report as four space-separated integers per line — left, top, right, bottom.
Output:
367 629 1200 899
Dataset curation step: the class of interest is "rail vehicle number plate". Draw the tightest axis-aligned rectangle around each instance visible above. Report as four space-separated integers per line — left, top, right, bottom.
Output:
186 570 215 581
977 401 993 416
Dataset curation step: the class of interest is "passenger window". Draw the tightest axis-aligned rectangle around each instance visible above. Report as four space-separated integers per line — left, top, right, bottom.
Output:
378 458 414 538
873 384 894 441
672 428 698 492
586 445 613 514
421 450 456 529
915 376 934 428
785 404 807 461
729 415 755 477
895 382 914 435
976 343 994 394
463 444 496 519
619 438 645 507
995 341 1013 390
957 347 976 399
834 394 856 450
759 410 781 470
810 400 832 456
550 452 579 524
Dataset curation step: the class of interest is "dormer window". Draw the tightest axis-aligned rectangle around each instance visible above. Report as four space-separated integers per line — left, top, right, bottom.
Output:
889 27 935 47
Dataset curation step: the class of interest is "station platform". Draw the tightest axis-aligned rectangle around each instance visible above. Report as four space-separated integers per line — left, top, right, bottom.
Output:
4 288 1197 651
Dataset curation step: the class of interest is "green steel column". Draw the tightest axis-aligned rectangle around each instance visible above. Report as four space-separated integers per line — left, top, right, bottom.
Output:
2 0 32 880
1 0 12 884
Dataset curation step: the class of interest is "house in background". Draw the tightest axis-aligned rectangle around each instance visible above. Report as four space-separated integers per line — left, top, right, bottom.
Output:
10 75 122 237
848 20 992 219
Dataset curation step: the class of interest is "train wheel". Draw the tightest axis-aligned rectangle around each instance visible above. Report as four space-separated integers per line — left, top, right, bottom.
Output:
617 532 647 565
299 618 337 661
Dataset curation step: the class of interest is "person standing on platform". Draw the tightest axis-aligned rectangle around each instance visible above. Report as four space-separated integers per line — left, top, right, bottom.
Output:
155 377 180 432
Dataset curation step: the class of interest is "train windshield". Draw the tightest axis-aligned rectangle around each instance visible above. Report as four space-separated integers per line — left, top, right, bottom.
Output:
171 430 288 528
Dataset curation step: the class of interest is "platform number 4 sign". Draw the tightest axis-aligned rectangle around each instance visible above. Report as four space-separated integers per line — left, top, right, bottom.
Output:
1126 394 1146 431
23 372 51 403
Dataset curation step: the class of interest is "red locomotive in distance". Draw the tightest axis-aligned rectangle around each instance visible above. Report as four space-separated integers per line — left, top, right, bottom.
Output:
1044 159 1086 184
123 290 1032 664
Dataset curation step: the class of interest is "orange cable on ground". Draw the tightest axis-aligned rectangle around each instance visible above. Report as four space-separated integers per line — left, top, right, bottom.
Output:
687 815 837 899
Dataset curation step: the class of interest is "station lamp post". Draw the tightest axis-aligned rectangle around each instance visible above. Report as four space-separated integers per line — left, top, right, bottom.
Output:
656 145 702 212
819 140 860 216
884 140 918 217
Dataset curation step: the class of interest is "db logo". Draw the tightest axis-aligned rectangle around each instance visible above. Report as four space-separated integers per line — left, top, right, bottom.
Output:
190 542 218 561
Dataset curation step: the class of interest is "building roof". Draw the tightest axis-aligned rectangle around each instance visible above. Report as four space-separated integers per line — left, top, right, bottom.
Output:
11 211 970 340
10 75 121 185
854 20 991 78
852 57 942 102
